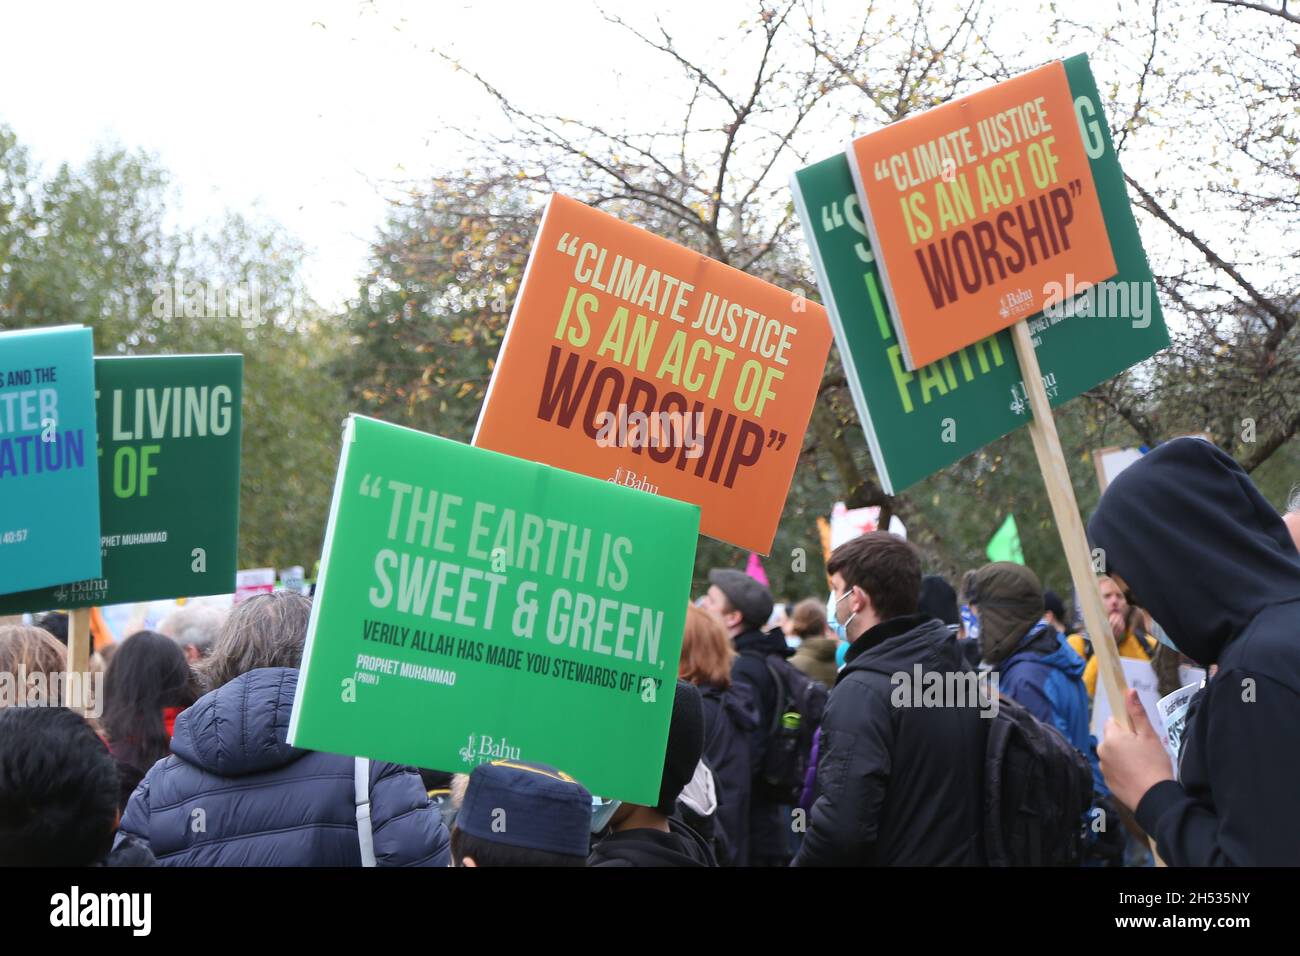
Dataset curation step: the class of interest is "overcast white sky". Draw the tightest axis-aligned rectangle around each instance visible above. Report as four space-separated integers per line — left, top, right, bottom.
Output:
0 1 768 310
1 0 1214 314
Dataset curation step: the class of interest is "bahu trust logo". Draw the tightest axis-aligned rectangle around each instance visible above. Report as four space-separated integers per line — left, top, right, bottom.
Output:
997 287 1036 321
458 732 523 767
53 577 111 606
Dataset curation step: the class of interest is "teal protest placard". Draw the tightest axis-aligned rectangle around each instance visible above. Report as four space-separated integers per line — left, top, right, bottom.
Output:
791 54 1169 494
0 354 243 613
0 325 101 595
288 415 701 804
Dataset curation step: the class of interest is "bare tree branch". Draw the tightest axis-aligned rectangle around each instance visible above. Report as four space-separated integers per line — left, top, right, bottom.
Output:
1240 406 1300 471
1114 0 1162 154
1125 173 1294 336
1084 382 1159 447
1211 0 1300 25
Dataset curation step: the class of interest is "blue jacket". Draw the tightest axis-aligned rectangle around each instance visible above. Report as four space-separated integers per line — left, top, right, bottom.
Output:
998 623 1105 793
116 667 450 866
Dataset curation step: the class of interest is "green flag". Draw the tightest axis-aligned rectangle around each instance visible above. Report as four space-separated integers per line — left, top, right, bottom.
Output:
986 514 1025 565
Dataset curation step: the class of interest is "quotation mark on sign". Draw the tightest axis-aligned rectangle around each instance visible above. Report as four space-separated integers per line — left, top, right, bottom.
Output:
555 232 581 256
821 203 845 232
358 474 383 499
765 429 787 451
872 159 889 182
1068 178 1082 198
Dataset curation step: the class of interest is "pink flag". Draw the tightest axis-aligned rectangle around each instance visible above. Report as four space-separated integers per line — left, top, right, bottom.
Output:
745 552 769 588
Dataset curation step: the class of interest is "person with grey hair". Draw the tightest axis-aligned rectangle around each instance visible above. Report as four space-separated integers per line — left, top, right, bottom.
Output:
158 602 226 663
1283 484 1300 555
115 591 450 866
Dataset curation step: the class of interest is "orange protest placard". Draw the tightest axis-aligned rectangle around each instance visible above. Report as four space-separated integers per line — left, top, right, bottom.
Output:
847 60 1117 370
473 194 832 555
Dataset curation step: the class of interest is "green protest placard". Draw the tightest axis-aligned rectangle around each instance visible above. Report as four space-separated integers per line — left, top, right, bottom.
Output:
288 415 701 805
0 354 242 613
791 54 1169 495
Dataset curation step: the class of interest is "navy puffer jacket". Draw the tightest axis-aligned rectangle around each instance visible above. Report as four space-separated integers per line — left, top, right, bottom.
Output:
115 667 450 866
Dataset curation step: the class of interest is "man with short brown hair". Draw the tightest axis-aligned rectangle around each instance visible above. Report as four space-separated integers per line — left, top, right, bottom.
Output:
793 532 987 866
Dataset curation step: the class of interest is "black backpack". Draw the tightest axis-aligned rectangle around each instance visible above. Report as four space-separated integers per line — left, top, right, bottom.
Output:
983 692 1093 866
755 656 829 805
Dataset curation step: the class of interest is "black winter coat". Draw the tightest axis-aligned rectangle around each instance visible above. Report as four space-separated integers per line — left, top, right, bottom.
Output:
698 681 758 866
730 627 796 864
792 614 987 866
1088 437 1300 865
588 817 717 867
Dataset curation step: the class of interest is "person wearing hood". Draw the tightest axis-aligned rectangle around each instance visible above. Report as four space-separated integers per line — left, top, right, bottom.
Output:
966 562 1103 792
588 680 717 867
792 532 987 866
700 567 792 865
1089 437 1300 866
115 592 450 866
786 598 839 690
678 605 758 865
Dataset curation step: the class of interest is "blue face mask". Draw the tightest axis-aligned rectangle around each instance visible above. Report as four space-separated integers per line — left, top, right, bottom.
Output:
591 796 622 834
827 590 856 642
1150 619 1178 651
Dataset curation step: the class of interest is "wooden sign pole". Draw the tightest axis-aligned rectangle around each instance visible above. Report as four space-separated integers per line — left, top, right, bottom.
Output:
64 607 92 714
1010 320 1131 729
1011 320 1164 864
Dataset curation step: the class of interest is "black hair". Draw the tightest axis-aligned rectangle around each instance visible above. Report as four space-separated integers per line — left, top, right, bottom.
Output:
34 611 69 646
1042 589 1068 623
102 630 199 774
450 825 587 867
0 707 120 866
918 574 960 627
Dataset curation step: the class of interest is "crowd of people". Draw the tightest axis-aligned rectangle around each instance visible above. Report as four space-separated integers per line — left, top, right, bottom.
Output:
2 437 1298 867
